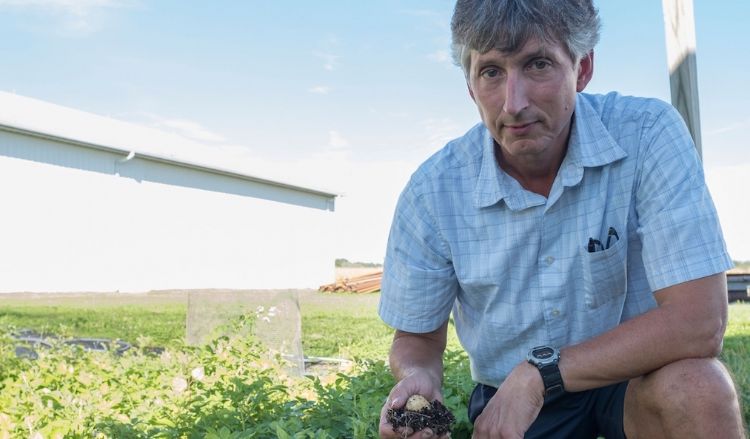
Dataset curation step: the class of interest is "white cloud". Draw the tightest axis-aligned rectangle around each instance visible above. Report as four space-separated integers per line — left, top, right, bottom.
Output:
387 110 412 119
398 8 450 31
399 9 437 17
313 51 340 71
322 33 340 46
705 164 750 261
0 0 131 35
308 85 331 95
0 0 121 9
706 117 750 136
421 117 464 151
144 114 227 143
427 49 451 64
328 130 349 149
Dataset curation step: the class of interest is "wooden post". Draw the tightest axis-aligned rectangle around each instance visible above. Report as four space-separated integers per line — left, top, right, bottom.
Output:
662 0 702 158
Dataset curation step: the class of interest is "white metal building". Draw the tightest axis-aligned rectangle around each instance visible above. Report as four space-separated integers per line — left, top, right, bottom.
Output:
0 91 337 293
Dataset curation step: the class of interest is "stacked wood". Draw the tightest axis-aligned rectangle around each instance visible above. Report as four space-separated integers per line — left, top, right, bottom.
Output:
319 270 383 294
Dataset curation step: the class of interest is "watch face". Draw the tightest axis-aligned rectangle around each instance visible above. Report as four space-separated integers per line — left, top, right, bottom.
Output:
533 347 555 360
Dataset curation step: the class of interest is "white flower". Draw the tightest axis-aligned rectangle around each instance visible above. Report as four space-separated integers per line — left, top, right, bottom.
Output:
262 316 271 323
267 306 278 317
171 377 188 394
255 306 265 314
191 367 205 381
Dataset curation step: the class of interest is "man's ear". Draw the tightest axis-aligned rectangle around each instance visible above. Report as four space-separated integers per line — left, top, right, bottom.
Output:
576 51 594 92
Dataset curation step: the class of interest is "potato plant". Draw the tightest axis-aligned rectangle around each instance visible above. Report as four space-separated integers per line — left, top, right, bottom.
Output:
2 297 747 437
0 318 474 438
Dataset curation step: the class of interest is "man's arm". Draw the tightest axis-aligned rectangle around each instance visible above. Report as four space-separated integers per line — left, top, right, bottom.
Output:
390 322 449 385
560 272 727 391
379 321 449 438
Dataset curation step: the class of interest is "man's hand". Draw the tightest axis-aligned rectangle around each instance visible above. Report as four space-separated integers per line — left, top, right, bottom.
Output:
378 371 446 438
472 362 545 438
381 323 449 438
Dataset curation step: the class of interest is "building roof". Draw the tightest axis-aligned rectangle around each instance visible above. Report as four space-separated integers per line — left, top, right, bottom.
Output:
0 91 337 201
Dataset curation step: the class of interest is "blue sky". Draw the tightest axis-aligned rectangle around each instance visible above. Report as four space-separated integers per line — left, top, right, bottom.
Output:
1 0 748 262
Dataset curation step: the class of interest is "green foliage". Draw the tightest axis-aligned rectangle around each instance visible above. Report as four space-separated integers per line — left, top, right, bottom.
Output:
1 297 749 437
0 317 296 438
722 303 750 432
0 334 470 437
334 258 383 268
0 312 471 438
302 352 474 438
302 313 394 359
732 260 750 272
0 303 185 348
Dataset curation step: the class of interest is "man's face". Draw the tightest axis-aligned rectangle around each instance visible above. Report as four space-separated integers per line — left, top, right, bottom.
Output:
467 38 592 165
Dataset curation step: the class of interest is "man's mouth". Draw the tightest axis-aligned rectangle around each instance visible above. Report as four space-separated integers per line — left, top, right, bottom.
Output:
503 121 535 135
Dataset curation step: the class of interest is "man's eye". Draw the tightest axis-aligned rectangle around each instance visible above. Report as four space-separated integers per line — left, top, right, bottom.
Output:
481 68 500 78
531 60 551 70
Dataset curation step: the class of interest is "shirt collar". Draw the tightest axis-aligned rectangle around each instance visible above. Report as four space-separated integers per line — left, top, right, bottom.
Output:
473 93 627 209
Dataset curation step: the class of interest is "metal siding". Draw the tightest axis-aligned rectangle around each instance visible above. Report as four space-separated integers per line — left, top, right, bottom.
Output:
0 128 118 175
0 126 335 211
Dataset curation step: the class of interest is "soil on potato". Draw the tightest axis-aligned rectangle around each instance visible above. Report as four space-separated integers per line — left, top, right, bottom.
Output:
386 400 456 436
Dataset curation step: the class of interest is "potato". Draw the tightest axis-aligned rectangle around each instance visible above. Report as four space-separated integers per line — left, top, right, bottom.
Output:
405 394 430 412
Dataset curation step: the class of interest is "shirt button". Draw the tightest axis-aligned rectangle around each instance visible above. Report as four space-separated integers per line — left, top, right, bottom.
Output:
545 256 555 265
551 309 561 317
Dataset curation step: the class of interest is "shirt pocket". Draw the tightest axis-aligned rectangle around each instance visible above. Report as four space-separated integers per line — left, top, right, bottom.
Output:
581 236 627 309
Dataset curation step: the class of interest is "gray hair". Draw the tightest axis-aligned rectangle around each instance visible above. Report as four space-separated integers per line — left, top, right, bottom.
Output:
451 0 601 76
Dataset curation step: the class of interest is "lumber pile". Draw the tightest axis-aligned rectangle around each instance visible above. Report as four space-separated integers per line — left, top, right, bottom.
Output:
319 270 383 294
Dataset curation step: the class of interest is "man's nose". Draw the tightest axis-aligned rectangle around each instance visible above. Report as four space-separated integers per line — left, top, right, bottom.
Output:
502 72 529 115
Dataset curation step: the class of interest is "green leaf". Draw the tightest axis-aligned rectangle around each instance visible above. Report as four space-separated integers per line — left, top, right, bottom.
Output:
274 424 291 439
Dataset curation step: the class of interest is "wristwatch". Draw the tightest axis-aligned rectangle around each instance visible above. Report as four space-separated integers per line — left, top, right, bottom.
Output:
527 345 565 397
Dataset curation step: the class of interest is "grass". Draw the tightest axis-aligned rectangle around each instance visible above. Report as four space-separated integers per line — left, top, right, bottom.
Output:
0 304 184 347
299 291 464 359
1 292 748 434
0 292 187 347
724 302 750 429
0 291 461 360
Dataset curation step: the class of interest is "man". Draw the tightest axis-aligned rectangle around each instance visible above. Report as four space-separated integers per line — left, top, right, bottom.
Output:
378 0 745 438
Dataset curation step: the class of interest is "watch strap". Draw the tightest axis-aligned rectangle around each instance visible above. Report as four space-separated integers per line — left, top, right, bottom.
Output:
538 363 565 397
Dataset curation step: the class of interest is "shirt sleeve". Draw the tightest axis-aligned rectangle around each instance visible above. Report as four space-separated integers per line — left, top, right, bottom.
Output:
378 177 460 333
635 104 733 292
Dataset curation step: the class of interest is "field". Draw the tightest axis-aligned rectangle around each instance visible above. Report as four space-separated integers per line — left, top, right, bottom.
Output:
0 291 748 438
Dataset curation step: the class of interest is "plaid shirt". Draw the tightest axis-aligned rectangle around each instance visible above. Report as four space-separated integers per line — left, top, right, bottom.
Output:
379 92 732 386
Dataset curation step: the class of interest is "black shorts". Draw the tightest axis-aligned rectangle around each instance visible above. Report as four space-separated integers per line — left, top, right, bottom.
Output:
468 382 628 439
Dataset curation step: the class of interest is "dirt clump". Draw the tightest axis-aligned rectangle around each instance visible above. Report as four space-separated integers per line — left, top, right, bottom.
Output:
386 398 456 436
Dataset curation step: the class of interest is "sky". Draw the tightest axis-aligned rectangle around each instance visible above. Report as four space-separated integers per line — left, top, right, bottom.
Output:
1 0 748 263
